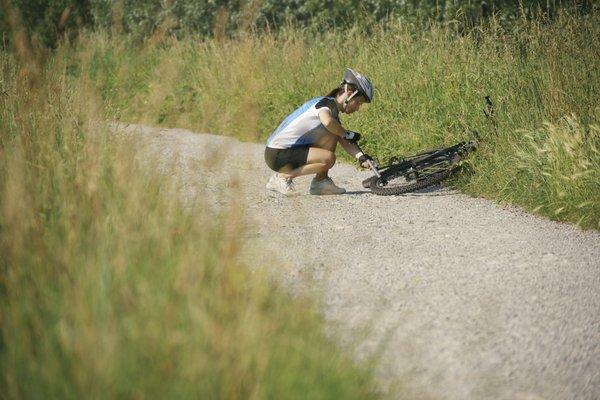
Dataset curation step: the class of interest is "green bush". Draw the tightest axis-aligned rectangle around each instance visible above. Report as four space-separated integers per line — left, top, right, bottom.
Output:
2 0 597 47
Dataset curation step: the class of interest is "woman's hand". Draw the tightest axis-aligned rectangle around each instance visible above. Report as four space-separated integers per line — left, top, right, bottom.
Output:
358 153 375 169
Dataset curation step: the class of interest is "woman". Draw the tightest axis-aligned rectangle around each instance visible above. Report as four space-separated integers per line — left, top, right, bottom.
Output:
264 68 375 195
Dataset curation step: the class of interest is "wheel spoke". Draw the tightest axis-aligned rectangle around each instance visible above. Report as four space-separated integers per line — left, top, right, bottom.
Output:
413 160 452 179
419 165 449 175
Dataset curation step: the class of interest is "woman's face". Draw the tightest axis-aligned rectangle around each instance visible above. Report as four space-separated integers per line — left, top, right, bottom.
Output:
345 95 366 114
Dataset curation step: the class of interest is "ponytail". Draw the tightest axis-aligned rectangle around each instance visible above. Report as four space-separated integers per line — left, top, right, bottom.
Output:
325 86 343 98
325 83 358 99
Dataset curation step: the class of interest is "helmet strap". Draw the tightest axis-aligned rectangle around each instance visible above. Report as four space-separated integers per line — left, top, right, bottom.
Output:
342 82 358 112
343 90 358 112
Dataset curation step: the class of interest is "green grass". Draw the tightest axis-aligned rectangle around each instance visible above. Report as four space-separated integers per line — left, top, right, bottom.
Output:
78 12 599 229
0 40 380 399
2 10 598 396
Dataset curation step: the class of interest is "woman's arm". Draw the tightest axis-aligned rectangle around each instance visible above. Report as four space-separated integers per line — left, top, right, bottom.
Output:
318 108 346 138
318 108 371 168
339 137 374 169
338 136 362 158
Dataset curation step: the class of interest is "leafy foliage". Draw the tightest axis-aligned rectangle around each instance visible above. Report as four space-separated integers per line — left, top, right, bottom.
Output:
1 0 597 47
0 0 93 47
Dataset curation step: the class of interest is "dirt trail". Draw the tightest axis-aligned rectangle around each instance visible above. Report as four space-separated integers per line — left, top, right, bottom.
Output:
115 123 600 400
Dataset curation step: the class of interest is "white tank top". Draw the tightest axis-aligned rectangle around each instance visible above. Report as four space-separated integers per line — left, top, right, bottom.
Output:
266 97 339 149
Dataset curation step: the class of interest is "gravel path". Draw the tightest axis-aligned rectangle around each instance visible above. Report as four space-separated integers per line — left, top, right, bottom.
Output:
115 123 600 400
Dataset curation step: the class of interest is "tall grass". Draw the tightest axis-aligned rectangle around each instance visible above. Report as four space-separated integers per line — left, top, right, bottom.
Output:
510 118 599 228
0 32 379 399
81 12 599 229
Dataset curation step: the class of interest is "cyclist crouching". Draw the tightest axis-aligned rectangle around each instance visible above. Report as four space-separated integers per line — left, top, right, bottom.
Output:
264 68 375 195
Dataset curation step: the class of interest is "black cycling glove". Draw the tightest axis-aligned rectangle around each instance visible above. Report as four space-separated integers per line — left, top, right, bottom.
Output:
344 130 361 143
358 154 373 166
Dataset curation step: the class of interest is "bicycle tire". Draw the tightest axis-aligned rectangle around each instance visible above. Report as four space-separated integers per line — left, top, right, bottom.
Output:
369 160 453 195
365 140 476 195
361 147 444 189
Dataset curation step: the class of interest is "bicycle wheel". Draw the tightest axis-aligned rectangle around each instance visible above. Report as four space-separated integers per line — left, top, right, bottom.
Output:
369 156 454 195
362 146 444 189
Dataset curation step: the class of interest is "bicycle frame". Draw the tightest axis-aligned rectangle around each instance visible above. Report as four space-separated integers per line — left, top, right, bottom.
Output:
357 141 471 172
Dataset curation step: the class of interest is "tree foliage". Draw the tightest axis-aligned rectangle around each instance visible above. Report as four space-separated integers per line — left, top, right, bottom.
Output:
1 0 597 47
1 0 93 47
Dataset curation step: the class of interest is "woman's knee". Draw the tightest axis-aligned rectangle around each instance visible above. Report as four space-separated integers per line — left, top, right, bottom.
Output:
307 147 336 170
324 152 336 169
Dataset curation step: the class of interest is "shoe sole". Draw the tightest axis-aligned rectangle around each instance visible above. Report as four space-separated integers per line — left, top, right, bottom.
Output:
267 186 298 196
309 189 346 195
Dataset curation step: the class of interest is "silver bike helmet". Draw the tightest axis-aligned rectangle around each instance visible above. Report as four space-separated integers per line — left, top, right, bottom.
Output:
341 68 374 103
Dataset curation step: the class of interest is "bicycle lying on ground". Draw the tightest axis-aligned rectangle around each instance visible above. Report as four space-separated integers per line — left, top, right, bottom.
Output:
358 133 478 195
357 97 494 196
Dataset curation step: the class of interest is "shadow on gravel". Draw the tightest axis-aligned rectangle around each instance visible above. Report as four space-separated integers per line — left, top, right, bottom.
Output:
405 185 457 197
344 190 372 195
346 185 457 197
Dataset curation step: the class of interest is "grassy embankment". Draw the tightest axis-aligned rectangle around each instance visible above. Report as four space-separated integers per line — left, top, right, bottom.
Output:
84 12 599 229
0 29 380 400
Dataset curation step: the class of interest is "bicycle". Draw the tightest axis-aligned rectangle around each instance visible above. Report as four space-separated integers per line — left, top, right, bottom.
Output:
357 134 478 195
357 97 494 196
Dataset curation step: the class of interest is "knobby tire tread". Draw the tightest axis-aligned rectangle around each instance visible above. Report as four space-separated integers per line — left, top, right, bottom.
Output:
369 166 452 196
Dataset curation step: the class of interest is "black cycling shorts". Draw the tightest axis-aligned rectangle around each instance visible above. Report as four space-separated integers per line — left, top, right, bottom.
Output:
264 146 310 172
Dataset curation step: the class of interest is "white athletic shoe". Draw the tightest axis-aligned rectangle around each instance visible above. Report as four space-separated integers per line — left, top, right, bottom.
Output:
309 177 346 195
266 174 297 196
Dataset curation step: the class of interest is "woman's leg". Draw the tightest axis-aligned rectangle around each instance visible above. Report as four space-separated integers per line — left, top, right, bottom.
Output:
279 147 335 178
279 134 339 179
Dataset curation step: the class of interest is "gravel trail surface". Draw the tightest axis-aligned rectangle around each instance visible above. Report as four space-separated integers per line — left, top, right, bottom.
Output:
116 123 600 400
